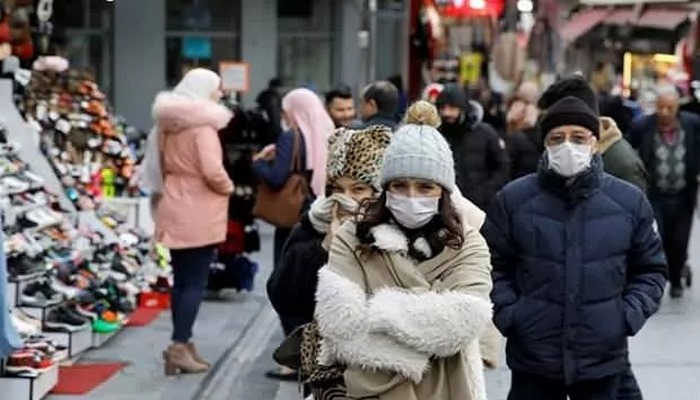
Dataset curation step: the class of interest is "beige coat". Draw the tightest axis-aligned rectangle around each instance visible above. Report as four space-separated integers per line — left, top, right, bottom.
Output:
152 92 234 249
452 189 503 369
315 201 493 400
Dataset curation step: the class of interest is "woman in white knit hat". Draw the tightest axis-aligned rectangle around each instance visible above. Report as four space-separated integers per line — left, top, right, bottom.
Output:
314 101 493 400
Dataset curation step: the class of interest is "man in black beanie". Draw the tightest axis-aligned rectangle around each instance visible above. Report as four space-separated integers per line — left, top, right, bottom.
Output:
483 95 667 400
538 75 648 193
436 84 510 210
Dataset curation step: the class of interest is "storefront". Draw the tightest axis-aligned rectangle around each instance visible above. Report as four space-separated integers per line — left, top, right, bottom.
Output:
407 0 506 99
50 0 353 130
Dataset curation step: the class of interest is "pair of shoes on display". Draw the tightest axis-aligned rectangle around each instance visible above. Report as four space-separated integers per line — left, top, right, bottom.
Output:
162 343 209 376
23 335 69 363
10 308 42 336
7 254 45 280
20 279 63 306
21 207 62 228
44 304 91 332
4 348 53 377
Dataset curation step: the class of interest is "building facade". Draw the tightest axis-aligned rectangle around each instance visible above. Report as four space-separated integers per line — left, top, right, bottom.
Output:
54 0 409 130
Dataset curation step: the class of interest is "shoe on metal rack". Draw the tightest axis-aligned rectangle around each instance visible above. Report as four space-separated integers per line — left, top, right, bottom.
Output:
7 255 44 280
21 281 61 306
44 306 90 332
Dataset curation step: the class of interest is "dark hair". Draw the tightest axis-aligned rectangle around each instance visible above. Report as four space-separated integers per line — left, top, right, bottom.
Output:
325 84 353 105
362 81 400 116
356 191 464 251
537 75 599 113
388 75 404 92
269 77 282 89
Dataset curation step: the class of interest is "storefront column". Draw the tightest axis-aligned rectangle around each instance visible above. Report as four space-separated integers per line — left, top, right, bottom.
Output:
241 0 277 105
113 0 166 131
338 0 364 96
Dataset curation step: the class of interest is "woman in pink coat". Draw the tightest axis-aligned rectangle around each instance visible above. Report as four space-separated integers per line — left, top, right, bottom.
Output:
152 68 234 375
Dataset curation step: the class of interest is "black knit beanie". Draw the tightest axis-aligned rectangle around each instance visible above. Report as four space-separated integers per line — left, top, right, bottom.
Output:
539 96 600 138
537 75 599 114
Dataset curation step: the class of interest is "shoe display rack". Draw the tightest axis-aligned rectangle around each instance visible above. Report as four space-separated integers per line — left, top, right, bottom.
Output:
0 75 162 399
0 141 164 399
18 67 146 212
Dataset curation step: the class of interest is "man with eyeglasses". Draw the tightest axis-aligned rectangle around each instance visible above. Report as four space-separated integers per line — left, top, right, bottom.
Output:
482 93 667 399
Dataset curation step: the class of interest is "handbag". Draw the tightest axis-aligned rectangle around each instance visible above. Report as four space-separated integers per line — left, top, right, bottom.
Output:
252 130 308 228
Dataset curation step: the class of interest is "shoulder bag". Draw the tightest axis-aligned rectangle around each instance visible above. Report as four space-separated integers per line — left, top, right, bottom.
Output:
252 130 308 228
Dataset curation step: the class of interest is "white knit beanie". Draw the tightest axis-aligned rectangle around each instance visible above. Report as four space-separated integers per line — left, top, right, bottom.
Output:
379 123 455 191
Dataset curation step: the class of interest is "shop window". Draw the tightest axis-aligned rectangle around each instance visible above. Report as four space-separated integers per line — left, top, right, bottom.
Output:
54 0 112 29
278 0 334 91
165 36 240 87
166 0 240 31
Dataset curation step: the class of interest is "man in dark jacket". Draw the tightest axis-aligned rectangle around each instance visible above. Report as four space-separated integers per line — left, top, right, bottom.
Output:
358 80 400 130
628 83 700 299
538 76 648 193
256 77 284 144
482 96 667 399
436 84 510 210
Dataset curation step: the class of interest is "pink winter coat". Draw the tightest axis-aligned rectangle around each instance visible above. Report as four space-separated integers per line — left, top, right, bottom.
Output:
152 92 234 249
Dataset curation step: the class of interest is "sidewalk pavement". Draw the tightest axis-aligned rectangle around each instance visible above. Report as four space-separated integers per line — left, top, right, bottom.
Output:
46 225 277 400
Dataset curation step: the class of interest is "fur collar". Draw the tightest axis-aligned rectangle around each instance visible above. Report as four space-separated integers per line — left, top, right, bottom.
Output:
597 117 623 153
152 91 232 133
367 192 484 253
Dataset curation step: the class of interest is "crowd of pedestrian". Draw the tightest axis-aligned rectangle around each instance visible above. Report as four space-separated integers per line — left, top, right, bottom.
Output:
142 67 698 399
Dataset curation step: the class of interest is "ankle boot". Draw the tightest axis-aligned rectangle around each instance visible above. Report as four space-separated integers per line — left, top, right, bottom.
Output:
162 343 208 376
186 342 210 367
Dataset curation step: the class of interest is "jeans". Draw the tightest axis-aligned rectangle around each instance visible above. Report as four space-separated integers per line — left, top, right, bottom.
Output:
170 246 215 343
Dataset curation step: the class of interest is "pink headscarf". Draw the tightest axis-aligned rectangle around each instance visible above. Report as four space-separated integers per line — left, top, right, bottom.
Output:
282 88 334 197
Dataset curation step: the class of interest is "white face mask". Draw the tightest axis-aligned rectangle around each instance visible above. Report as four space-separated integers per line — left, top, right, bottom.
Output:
386 192 439 229
546 141 593 177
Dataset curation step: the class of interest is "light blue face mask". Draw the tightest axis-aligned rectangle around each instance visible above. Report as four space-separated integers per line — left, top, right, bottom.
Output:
385 191 439 229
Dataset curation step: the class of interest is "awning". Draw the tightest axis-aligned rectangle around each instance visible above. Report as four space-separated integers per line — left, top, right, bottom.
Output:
637 9 690 30
560 9 610 43
605 8 637 25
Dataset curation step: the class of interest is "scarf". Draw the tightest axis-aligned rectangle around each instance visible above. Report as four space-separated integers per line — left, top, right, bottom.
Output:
283 89 335 197
308 194 360 233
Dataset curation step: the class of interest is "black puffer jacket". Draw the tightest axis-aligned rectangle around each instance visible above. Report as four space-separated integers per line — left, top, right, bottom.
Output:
266 214 326 323
437 85 511 210
506 126 542 180
482 155 667 384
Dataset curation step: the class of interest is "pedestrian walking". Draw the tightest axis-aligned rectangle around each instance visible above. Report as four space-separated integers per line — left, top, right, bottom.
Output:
358 81 401 130
314 103 493 400
482 94 667 399
628 83 700 298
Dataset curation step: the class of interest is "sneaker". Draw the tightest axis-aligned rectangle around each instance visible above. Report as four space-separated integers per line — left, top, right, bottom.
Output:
44 305 90 332
7 255 44 280
92 318 120 334
11 309 41 336
5 349 53 376
20 280 62 306
24 336 69 362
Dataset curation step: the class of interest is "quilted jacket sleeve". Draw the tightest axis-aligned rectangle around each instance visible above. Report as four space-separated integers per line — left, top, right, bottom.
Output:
623 195 667 336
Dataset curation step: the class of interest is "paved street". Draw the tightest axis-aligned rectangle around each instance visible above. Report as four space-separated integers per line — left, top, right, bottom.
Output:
46 218 700 400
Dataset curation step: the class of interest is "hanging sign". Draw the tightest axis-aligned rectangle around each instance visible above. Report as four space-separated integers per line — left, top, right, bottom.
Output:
460 52 483 84
219 62 249 92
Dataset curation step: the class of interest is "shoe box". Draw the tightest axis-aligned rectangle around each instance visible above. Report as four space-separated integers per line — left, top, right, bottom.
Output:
0 362 58 400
